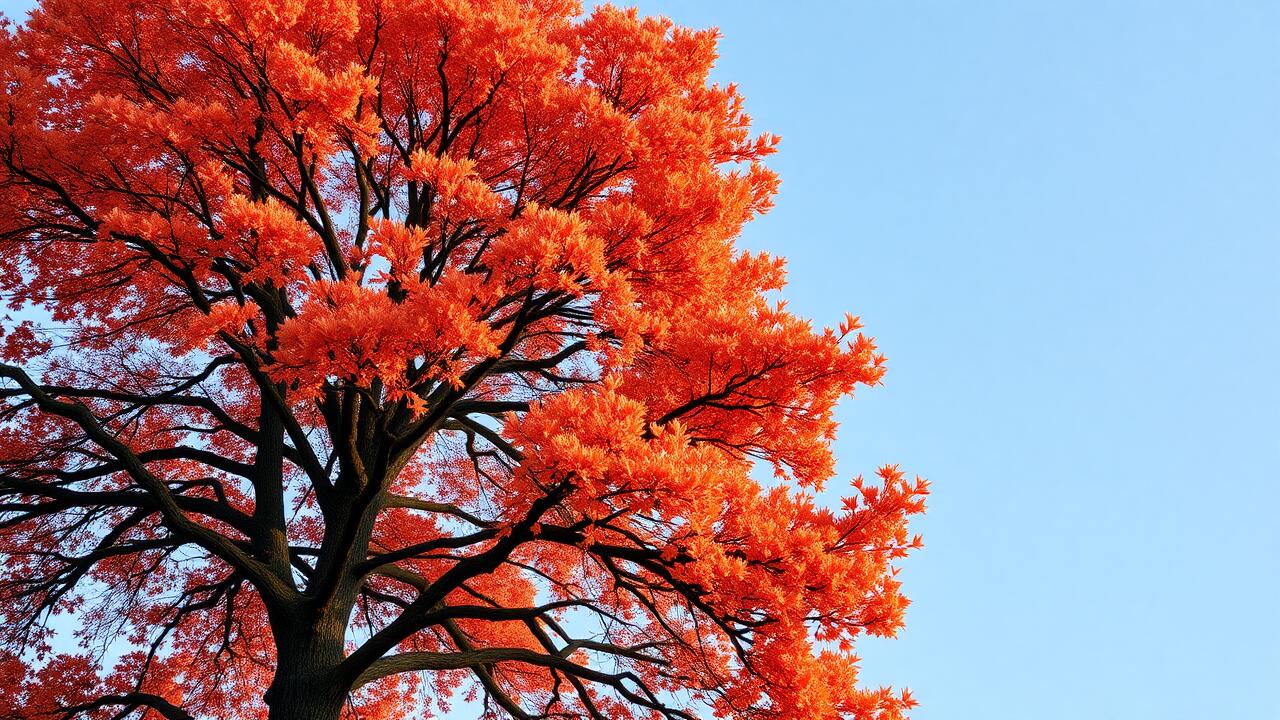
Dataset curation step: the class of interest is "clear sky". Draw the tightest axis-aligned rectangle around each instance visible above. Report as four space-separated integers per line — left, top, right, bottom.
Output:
2 1 1277 718
615 3 1279 719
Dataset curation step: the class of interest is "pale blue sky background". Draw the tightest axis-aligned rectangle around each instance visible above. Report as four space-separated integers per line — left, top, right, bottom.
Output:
3 1 1277 718
625 3 1279 719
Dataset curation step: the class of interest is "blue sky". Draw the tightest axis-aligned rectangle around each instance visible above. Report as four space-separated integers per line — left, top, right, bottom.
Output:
622 3 1279 718
3 1 1277 718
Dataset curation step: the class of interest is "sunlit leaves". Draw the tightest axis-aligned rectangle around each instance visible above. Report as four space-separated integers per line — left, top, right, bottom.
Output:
0 1 925 718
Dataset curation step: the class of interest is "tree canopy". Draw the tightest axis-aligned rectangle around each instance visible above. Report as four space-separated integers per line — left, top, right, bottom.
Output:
0 1 927 719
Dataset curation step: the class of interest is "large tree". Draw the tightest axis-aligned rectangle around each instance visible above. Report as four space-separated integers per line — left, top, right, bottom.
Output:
0 2 927 719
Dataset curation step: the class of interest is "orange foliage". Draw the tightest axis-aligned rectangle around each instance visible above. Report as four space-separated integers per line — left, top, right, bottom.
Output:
0 2 926 719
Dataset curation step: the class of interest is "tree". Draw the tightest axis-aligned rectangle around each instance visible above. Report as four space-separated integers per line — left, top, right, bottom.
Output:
0 1 927 719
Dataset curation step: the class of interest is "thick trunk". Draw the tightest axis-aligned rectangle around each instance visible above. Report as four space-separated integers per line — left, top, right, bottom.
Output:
264 681 346 720
264 619 350 720
264 400 383 720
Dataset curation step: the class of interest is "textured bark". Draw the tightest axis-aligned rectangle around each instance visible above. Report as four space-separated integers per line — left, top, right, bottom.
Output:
265 683 346 720
264 625 349 720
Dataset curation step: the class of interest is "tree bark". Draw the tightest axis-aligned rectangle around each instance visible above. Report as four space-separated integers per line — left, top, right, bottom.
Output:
263 619 350 720
264 683 346 720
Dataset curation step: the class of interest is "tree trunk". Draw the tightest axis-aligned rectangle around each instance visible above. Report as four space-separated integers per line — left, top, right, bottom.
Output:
264 681 346 720
264 620 350 720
